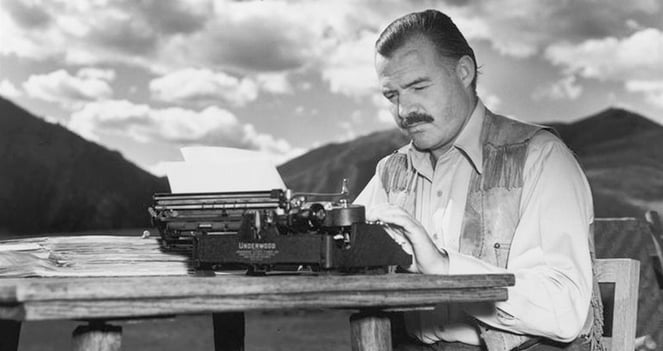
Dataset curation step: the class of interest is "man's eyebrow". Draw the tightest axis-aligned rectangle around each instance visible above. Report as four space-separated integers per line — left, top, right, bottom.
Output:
381 77 431 96
402 77 430 89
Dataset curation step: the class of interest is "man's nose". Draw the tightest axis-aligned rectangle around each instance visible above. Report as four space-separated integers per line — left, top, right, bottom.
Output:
397 98 416 119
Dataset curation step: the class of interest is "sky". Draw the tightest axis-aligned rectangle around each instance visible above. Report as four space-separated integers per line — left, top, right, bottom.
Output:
1 0 662 176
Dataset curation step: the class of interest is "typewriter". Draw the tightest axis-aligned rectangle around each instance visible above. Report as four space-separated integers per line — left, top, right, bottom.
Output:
149 182 412 275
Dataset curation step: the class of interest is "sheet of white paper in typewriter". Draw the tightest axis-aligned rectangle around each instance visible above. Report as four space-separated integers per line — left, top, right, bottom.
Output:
164 147 286 193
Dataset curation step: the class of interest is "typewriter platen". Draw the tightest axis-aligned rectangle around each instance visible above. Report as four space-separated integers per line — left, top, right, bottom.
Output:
149 182 412 274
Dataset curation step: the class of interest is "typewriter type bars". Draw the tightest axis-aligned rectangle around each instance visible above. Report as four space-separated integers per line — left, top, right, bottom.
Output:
150 189 285 250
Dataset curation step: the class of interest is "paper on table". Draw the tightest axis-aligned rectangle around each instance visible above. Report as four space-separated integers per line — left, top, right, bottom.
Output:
165 147 286 193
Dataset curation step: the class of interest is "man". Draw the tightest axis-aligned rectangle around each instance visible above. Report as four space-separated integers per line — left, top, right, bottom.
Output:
354 9 602 351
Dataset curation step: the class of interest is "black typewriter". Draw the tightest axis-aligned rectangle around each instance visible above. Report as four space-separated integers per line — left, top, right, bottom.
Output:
149 182 412 275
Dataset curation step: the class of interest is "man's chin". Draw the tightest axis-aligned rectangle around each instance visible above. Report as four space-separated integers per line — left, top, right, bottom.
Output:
411 139 434 152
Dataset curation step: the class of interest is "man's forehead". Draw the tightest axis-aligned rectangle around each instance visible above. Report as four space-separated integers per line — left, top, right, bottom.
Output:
378 37 432 62
376 37 440 76
376 47 435 89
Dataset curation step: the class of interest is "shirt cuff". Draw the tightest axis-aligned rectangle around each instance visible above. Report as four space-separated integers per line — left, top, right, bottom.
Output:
447 251 508 275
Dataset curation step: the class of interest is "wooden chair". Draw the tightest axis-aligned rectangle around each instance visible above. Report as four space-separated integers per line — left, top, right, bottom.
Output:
595 258 640 351
387 216 645 351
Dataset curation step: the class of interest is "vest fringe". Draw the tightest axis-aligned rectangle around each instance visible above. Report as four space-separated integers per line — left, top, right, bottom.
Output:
588 264 606 351
584 224 606 351
483 142 528 190
381 153 409 192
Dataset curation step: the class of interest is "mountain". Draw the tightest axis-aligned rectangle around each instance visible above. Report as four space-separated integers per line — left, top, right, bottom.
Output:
279 108 663 218
278 129 409 197
3 95 662 233
551 108 663 217
0 97 169 236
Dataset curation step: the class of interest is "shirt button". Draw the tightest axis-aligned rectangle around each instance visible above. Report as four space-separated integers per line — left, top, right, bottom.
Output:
436 190 443 197
494 243 501 249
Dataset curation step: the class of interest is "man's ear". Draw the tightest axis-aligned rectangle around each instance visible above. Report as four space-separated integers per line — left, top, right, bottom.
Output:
455 55 475 89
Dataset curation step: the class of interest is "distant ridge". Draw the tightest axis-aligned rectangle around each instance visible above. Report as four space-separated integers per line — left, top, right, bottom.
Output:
2 95 662 232
279 129 409 197
279 108 663 218
0 96 168 235
552 107 662 153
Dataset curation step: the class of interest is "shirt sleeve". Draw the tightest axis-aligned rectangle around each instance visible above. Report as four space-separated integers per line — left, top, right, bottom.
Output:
354 160 416 258
353 159 389 208
447 131 594 342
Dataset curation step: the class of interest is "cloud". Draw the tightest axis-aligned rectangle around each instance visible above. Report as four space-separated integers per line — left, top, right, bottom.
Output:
321 30 379 98
67 99 302 162
77 67 116 81
163 1 330 73
2 0 51 29
483 94 503 111
241 123 306 165
2 0 661 77
255 72 294 95
130 0 211 35
626 80 663 108
149 68 294 106
377 109 394 125
0 0 393 84
0 0 210 69
23 68 114 107
0 79 22 98
475 86 503 110
147 161 172 177
371 93 394 125
544 28 663 82
532 75 583 101
544 27 663 108
149 68 259 106
463 0 662 57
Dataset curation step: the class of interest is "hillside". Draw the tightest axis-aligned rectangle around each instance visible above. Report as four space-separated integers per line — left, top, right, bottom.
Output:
2 96 662 231
278 129 409 197
0 97 169 236
552 108 663 217
280 108 663 218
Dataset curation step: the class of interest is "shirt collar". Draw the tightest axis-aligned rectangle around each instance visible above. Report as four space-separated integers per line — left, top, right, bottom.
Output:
403 99 485 177
454 99 485 174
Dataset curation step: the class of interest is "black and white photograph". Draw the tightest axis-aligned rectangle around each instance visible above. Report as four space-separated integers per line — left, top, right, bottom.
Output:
0 1 662 350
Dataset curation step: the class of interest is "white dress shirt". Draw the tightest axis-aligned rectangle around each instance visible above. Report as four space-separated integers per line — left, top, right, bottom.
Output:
354 101 594 345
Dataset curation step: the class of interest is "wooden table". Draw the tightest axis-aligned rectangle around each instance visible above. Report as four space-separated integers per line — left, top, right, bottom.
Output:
0 273 513 351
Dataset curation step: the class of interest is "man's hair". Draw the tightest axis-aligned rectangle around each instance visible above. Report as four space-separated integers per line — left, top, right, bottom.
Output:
376 9 478 90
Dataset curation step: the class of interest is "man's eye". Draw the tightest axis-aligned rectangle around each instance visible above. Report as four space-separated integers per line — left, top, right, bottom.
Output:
413 85 427 91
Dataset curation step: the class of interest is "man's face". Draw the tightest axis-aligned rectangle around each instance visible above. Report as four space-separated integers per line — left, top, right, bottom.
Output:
376 36 474 158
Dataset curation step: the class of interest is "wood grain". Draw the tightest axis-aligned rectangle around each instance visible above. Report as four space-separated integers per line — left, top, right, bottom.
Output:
0 274 513 303
71 323 122 351
1 287 507 321
645 211 663 288
596 258 640 351
350 312 392 351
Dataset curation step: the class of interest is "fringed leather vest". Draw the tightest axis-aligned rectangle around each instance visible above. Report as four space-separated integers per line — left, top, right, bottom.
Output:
377 111 604 351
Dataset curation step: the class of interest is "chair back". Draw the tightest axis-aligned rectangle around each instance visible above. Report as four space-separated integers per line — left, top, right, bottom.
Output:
595 258 640 351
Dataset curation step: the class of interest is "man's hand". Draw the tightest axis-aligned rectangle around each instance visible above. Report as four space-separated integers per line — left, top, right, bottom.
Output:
366 203 449 274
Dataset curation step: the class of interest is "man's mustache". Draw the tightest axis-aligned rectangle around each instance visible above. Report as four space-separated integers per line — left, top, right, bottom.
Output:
399 112 434 128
